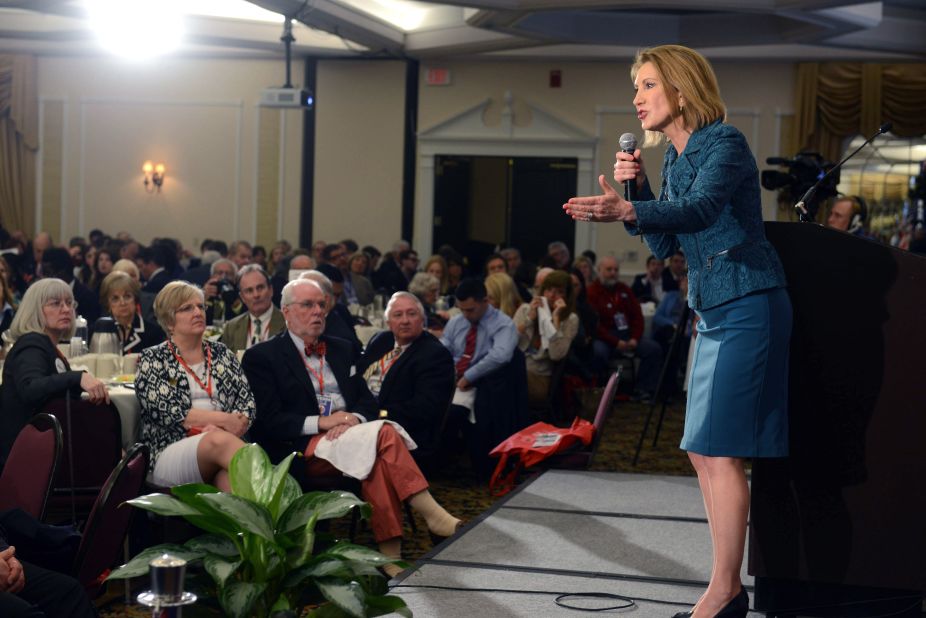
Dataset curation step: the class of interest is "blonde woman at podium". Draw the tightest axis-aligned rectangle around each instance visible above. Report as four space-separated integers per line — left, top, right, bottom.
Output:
565 44 791 618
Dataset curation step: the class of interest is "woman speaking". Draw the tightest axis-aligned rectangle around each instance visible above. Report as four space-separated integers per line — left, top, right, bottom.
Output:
565 45 791 618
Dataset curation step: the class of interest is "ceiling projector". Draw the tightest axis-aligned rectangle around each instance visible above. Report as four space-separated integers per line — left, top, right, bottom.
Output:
260 87 314 109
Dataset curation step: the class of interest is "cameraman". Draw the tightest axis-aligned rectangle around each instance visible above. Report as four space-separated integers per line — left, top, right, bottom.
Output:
203 258 242 326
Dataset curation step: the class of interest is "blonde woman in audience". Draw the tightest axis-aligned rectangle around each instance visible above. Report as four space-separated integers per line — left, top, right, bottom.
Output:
423 255 451 295
513 270 579 404
268 240 292 274
484 272 523 319
573 255 597 286
100 271 164 353
0 279 109 469
112 258 141 283
136 281 255 491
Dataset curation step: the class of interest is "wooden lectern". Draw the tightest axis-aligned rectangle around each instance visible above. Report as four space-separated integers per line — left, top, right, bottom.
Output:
750 222 926 617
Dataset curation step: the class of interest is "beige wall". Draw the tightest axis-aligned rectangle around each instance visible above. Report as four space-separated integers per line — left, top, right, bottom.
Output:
417 60 796 272
313 60 406 250
36 55 304 251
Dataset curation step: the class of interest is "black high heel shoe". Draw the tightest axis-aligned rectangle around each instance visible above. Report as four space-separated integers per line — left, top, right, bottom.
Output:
671 588 748 618
715 588 748 618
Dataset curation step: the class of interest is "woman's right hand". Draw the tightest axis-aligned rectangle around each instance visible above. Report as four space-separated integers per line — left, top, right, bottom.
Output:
613 148 646 190
528 297 543 321
221 412 250 437
80 372 110 404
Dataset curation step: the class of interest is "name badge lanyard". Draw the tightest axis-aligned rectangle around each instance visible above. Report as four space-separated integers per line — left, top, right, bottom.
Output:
302 354 326 396
169 340 215 405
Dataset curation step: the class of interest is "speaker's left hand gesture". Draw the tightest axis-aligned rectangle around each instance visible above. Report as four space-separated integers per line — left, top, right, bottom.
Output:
563 175 637 223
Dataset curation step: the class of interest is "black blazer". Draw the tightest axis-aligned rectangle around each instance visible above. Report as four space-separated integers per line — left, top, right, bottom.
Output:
357 331 454 460
241 332 378 474
0 332 83 469
142 269 173 295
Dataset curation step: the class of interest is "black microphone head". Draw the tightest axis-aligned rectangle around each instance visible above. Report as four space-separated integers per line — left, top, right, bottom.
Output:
619 132 638 153
879 122 892 134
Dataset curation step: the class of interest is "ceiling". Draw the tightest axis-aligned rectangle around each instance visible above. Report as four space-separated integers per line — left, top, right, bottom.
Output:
1 0 925 62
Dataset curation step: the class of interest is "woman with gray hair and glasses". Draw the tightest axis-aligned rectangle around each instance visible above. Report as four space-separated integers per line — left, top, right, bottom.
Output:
0 278 109 470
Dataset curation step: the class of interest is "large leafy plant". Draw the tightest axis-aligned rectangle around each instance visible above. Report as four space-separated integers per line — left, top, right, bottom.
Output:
108 444 411 617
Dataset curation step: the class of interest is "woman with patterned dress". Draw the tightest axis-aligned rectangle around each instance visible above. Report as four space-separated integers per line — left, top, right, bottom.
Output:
136 281 255 491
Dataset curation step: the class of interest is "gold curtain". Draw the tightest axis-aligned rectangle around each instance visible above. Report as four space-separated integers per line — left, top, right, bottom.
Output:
0 54 38 234
791 62 926 162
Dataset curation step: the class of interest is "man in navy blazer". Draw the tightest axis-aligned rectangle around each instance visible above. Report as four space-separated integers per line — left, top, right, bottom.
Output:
358 292 454 467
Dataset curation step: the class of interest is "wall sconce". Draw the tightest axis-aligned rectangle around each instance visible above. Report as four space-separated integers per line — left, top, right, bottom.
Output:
142 161 165 193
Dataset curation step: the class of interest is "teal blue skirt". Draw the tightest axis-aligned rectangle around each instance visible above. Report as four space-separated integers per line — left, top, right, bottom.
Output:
681 287 792 458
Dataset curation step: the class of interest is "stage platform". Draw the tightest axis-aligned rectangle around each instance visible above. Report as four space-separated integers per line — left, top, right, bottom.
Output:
390 470 762 617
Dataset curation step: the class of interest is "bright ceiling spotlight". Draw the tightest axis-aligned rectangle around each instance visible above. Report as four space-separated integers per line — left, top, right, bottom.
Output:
86 0 184 60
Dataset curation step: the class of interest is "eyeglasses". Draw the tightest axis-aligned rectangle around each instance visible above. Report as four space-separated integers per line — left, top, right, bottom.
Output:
175 302 206 314
45 299 77 311
289 300 327 311
240 283 268 296
109 293 135 305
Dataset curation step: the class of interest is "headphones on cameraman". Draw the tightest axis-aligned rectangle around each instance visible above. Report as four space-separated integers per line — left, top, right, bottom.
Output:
835 194 868 234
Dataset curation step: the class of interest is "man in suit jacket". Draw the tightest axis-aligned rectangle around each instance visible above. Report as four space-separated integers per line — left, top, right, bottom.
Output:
358 292 454 467
220 265 285 352
242 279 460 573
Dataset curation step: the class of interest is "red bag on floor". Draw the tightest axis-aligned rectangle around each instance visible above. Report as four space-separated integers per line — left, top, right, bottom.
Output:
488 418 595 497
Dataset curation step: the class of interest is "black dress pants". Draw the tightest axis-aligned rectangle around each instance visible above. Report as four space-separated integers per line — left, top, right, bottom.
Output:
0 561 98 618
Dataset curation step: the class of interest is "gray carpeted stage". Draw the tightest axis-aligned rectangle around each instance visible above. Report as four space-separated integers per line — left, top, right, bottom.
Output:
390 470 762 617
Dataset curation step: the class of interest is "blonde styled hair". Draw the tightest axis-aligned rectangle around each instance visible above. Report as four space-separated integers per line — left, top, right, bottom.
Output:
8 278 76 342
100 271 141 309
484 272 523 319
153 281 204 333
423 255 450 295
631 45 726 147
112 258 140 281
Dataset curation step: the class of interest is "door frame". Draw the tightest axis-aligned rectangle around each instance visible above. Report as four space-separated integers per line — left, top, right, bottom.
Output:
416 92 597 255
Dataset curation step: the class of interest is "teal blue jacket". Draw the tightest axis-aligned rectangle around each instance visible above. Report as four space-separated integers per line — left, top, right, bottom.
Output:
625 120 786 311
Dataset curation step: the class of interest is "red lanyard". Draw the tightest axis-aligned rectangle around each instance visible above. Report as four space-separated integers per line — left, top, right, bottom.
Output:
302 354 325 395
169 340 213 400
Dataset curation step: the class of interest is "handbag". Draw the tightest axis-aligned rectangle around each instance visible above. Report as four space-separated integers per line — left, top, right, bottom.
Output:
488 417 595 497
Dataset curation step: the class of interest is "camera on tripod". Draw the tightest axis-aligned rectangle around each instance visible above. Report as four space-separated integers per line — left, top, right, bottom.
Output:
761 152 840 221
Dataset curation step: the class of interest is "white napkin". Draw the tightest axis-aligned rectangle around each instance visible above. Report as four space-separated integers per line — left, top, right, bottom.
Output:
313 420 417 481
536 297 557 351
452 387 477 424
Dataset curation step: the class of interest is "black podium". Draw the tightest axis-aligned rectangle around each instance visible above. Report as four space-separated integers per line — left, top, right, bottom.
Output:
750 223 926 617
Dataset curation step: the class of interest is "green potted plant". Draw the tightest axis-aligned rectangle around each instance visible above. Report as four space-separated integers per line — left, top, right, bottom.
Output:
108 444 411 617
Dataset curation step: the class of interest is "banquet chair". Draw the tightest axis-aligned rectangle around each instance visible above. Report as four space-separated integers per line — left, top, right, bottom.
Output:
542 369 621 470
0 413 63 520
72 442 149 596
45 397 123 521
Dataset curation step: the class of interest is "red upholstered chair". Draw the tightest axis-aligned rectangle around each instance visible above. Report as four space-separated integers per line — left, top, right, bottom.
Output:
72 442 149 596
44 397 123 520
543 369 621 470
0 413 62 520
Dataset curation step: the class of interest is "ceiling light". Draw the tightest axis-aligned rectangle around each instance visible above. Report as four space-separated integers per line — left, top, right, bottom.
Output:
86 0 184 60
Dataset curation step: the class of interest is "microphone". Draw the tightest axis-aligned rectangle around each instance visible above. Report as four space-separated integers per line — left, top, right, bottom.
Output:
619 132 638 201
794 122 892 222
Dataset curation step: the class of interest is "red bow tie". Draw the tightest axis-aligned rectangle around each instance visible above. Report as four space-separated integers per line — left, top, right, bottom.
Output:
304 341 327 357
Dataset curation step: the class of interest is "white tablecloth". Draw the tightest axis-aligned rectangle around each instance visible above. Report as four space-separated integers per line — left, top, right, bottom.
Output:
109 386 140 449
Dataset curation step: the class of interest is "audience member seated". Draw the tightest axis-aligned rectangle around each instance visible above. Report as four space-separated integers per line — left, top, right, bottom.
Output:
87 246 115 293
268 240 292 275
203 258 242 325
423 255 451 296
100 271 165 354
438 247 465 292
513 270 579 405
362 245 382 275
18 231 51 285
651 274 692 396
228 240 253 270
358 292 455 470
441 278 522 477
0 256 21 307
587 256 663 400
374 248 418 296
299 269 363 355
271 253 314 307
112 258 140 282
484 253 507 276
138 244 176 295
183 242 224 287
408 273 449 332
0 265 15 338
664 250 686 291
220 265 285 352
565 268 599 381
41 248 102 325
348 251 371 283
311 240 327 264
632 255 668 305
136 281 254 491
242 279 461 577
533 267 554 292
0 279 109 471
484 272 523 320
573 255 596 287
251 245 268 271
547 241 571 270
0 522 99 618
338 247 374 306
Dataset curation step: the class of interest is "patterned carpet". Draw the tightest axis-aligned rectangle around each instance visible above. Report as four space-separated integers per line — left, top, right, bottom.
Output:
98 393 694 616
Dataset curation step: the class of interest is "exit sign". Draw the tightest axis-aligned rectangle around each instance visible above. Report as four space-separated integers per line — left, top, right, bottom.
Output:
426 68 452 86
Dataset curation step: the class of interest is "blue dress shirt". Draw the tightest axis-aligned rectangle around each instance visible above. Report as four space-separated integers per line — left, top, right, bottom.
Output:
440 305 518 384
